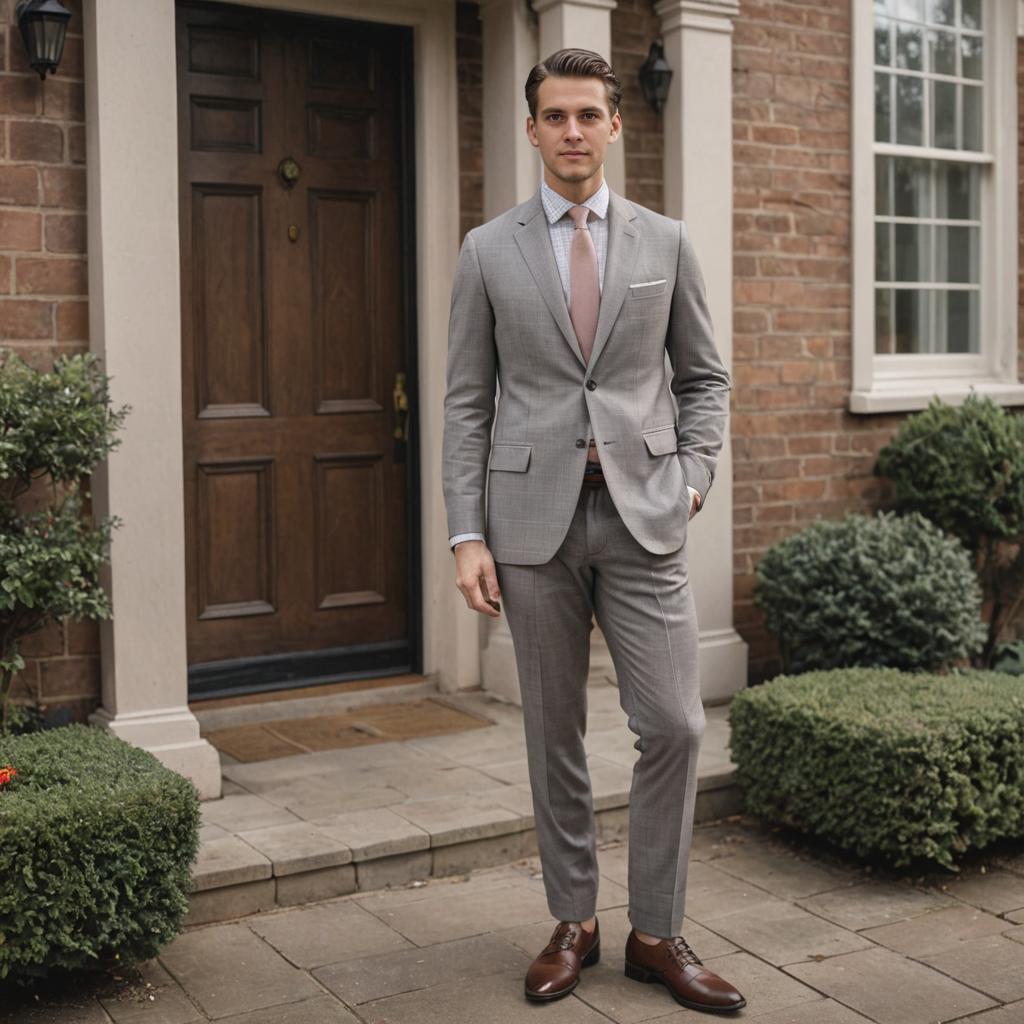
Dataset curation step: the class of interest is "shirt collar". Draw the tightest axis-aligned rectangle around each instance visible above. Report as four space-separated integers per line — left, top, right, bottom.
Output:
540 177 609 225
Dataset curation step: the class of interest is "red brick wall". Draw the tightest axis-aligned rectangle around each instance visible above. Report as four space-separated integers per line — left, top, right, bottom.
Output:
612 0 665 212
734 0 1024 677
0 0 99 723
457 2 484 239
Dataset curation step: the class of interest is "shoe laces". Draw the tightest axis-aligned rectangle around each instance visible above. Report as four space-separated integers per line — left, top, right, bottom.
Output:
547 922 581 953
666 935 703 969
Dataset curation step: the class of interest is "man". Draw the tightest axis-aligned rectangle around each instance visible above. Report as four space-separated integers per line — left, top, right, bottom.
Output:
442 48 744 1014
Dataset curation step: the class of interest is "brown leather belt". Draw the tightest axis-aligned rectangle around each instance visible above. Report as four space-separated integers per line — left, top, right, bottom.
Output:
582 465 605 487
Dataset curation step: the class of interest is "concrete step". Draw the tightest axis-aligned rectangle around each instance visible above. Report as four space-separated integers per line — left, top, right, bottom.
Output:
188 684 739 926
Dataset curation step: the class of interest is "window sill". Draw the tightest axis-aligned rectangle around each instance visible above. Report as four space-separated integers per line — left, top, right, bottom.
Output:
849 378 1024 414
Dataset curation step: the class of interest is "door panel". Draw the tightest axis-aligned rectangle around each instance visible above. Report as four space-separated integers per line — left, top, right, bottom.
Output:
176 2 418 698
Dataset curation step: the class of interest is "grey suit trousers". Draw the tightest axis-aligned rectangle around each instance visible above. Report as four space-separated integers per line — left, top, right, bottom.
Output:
494 478 705 938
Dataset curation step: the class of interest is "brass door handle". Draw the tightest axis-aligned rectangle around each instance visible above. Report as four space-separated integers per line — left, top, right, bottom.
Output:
393 372 409 441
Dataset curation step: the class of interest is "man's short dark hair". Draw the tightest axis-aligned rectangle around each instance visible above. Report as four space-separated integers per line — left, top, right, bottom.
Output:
524 48 622 122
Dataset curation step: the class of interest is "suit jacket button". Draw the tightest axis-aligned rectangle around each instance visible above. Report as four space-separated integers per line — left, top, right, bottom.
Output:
575 439 586 448
586 380 597 390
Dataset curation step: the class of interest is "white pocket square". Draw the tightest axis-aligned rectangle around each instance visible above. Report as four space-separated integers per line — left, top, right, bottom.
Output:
629 278 667 288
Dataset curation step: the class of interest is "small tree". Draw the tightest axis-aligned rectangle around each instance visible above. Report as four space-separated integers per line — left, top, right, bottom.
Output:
875 392 1024 669
0 349 130 732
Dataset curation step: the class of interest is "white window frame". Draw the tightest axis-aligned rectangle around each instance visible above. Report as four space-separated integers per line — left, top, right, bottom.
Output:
850 0 1024 413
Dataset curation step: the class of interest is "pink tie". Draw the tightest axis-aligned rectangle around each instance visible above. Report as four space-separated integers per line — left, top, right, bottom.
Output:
568 205 602 465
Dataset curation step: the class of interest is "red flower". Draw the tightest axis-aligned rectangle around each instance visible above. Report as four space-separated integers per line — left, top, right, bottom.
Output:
0 764 17 787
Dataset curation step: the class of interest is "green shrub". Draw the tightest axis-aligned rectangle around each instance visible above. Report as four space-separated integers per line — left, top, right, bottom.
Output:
0 725 200 985
0 348 130 731
729 667 1024 869
753 510 986 674
875 392 1024 668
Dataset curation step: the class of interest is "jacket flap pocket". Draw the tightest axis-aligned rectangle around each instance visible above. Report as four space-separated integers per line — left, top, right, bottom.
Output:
489 443 532 472
642 425 678 457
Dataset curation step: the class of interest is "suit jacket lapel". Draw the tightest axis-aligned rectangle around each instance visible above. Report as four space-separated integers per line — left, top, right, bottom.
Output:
512 185 640 372
513 189 586 368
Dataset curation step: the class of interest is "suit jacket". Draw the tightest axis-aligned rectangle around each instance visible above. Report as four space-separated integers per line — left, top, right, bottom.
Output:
442 183 731 566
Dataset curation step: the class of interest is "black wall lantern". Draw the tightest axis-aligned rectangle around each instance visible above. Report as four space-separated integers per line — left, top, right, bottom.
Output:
15 0 71 81
638 40 673 116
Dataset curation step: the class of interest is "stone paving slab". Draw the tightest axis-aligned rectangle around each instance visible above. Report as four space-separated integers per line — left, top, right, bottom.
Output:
308 806 430 860
356 965 612 1024
385 791 528 846
795 880 957 930
944 868 1024 915
313 932 529 1005
861 903 1012 957
964 1003 1024 1024
784 945 997 1023
235 821 352 876
702 840 857 899
919 933 1024 1003
200 794 300 833
214 996 360 1024
248 899 414 970
159 923 321 1019
701 892 876 966
191 836 272 893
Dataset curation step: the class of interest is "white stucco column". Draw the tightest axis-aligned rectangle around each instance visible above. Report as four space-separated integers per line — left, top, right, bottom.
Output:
533 0 624 195
83 0 221 797
655 0 747 703
480 0 539 215
475 0 538 704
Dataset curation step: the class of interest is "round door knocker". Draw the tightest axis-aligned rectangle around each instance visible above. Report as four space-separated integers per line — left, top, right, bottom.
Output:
277 156 301 189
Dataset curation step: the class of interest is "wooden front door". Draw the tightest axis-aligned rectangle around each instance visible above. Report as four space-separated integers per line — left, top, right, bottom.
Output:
175 2 419 699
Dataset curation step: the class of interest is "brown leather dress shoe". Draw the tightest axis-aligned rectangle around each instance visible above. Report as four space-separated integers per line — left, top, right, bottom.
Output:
624 929 746 1013
524 919 601 1001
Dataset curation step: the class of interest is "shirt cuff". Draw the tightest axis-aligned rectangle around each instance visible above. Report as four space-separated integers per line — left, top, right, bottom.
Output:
450 532 486 549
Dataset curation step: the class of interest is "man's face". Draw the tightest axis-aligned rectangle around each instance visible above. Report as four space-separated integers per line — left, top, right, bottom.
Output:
526 74 621 185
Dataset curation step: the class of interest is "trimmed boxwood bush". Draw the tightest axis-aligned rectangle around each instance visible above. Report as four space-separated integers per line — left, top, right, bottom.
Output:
0 724 200 985
753 510 986 674
729 667 1024 869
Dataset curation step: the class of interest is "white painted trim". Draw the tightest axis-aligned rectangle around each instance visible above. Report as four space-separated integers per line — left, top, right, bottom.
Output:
850 0 1021 414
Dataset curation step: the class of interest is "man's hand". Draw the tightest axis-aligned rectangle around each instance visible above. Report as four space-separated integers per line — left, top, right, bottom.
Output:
688 488 701 521
454 540 502 617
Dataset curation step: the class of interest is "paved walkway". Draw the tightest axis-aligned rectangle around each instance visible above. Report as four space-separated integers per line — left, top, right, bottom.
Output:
4 814 1024 1023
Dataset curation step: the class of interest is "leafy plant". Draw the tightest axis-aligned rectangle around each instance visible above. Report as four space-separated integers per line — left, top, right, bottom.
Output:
729 666 1024 869
0 349 130 731
753 510 986 674
875 392 1024 668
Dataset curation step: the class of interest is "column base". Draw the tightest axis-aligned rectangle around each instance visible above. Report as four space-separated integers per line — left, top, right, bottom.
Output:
698 627 749 705
481 619 522 705
89 705 222 800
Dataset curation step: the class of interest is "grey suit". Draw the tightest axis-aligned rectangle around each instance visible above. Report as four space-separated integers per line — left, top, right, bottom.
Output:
442 183 731 937
443 184 730 564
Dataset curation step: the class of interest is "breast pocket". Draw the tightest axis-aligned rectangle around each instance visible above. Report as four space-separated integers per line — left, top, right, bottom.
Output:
489 443 532 472
627 278 669 300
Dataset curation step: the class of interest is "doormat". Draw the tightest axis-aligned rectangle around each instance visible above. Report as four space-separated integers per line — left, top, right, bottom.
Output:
204 697 496 763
